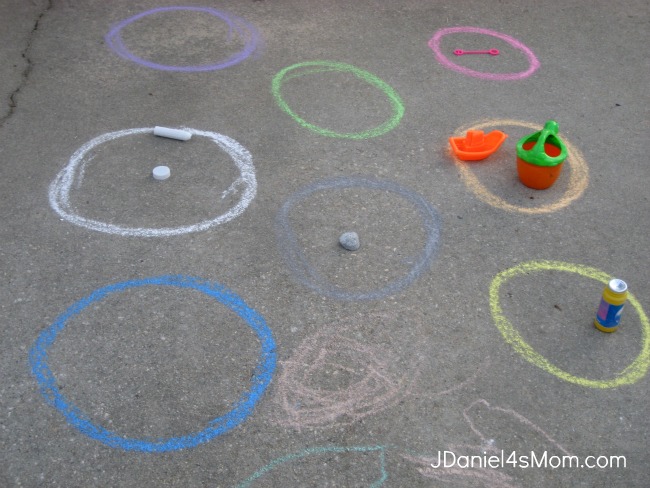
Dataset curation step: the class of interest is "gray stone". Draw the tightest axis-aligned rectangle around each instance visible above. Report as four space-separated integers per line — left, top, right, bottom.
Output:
339 231 360 251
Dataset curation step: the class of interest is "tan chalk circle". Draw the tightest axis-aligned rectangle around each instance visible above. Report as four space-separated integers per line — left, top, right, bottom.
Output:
451 119 589 214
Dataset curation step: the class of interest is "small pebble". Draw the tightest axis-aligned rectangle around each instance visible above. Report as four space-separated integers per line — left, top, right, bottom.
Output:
339 232 360 251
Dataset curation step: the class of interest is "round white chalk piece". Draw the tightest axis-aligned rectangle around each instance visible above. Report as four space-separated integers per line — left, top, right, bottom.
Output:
152 165 170 180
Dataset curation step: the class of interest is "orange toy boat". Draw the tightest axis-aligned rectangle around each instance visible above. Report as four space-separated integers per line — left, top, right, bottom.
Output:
449 129 508 161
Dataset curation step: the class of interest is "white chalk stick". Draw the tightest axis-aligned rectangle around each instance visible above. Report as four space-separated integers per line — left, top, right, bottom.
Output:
153 126 191 141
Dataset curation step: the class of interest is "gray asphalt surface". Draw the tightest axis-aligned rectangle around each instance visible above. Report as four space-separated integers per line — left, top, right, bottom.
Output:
1 1 649 486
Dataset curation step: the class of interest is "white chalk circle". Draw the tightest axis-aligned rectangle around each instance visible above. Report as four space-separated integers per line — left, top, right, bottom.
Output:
49 127 257 237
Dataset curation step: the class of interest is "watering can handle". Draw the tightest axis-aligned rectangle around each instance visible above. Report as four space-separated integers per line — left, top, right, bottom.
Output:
516 120 568 167
529 120 560 157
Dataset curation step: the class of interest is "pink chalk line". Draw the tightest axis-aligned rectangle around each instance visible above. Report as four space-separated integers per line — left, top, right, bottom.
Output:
273 325 419 429
403 399 572 487
272 314 489 430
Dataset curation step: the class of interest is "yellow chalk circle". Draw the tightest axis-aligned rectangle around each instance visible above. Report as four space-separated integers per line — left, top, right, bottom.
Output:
489 260 650 388
452 119 589 214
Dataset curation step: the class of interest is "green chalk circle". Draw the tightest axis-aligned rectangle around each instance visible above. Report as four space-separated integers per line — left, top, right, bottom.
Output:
237 446 387 487
271 61 405 139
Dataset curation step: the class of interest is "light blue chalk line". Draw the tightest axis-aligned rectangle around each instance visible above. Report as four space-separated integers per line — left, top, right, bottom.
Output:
29 275 276 453
236 445 387 487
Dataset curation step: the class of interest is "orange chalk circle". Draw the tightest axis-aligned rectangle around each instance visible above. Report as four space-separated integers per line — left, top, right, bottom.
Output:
451 119 589 214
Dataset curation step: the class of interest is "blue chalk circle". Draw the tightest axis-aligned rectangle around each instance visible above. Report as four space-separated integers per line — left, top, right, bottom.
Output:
276 176 441 300
28 275 276 453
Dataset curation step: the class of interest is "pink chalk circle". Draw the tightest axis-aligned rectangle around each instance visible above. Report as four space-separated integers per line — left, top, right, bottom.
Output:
429 26 540 81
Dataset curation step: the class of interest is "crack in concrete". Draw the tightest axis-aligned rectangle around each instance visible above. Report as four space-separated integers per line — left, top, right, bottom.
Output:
0 0 53 127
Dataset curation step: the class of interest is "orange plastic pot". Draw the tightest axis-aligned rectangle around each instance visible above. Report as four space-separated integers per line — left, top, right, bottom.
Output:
517 141 564 190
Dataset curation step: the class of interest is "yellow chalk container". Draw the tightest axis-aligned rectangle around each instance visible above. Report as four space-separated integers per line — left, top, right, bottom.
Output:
595 279 628 332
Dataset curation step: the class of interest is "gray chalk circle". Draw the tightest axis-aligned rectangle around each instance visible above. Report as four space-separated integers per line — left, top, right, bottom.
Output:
276 176 441 301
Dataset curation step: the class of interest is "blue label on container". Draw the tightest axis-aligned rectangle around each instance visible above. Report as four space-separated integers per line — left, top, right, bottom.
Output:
596 299 624 328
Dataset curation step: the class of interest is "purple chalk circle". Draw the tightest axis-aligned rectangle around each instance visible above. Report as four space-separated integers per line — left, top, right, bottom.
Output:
105 6 259 72
429 27 539 81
